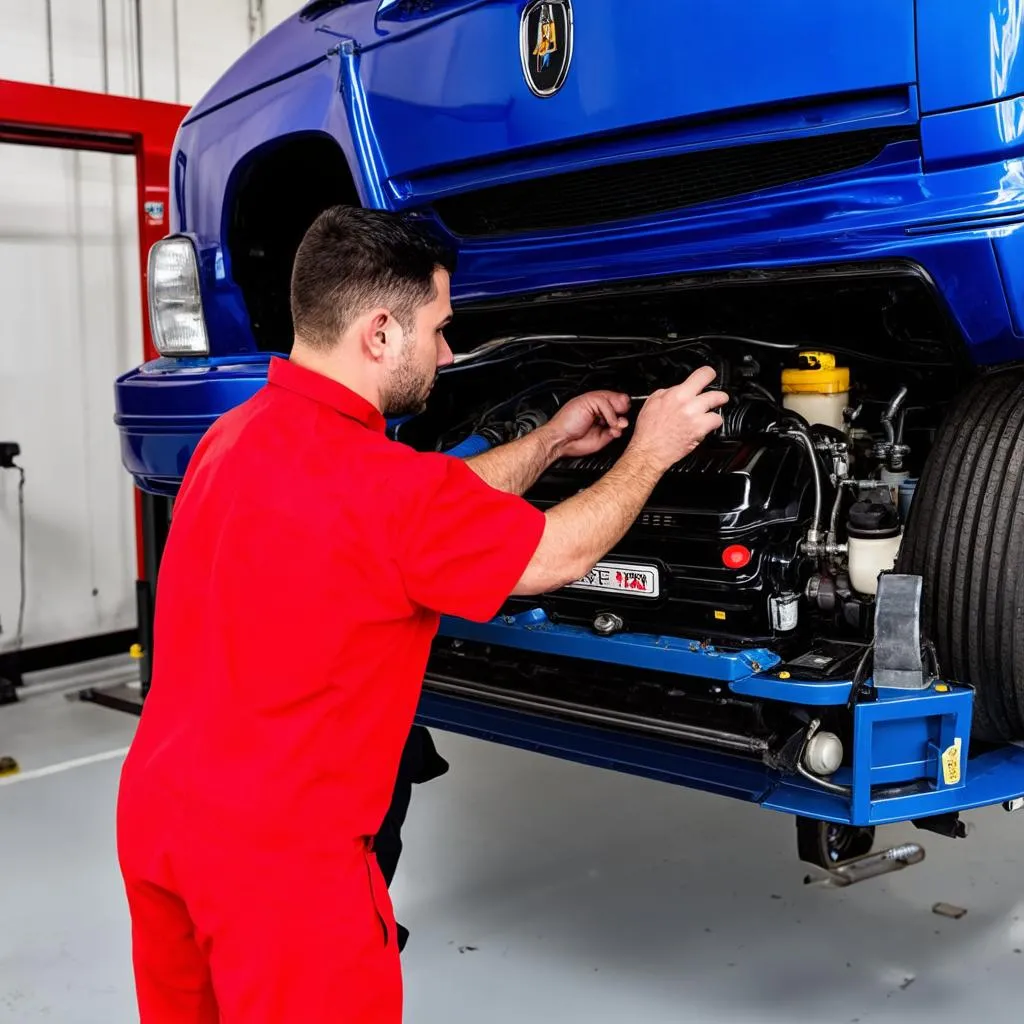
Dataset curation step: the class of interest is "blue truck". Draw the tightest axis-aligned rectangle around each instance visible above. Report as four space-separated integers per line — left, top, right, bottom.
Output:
115 0 1024 867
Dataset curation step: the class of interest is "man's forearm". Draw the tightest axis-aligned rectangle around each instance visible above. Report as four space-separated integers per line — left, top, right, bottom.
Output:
512 447 663 595
464 425 565 495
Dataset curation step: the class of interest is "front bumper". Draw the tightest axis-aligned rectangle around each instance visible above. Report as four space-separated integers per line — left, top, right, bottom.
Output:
416 683 1024 828
424 619 1024 828
115 355 272 496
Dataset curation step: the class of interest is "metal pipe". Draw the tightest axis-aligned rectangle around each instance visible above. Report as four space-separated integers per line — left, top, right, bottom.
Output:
171 0 181 103
785 427 824 542
15 659 137 701
248 0 266 42
820 843 925 887
797 719 852 796
796 760 851 796
98 0 109 92
18 670 137 701
880 386 908 447
828 480 848 546
424 674 771 755
133 0 144 98
45 0 55 85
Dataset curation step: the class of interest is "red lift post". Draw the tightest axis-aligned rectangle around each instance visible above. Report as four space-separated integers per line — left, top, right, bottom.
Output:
0 79 188 688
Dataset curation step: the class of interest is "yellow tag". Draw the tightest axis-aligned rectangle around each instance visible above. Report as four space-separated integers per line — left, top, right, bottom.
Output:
778 671 791 680
934 683 949 693
942 738 962 786
714 610 726 621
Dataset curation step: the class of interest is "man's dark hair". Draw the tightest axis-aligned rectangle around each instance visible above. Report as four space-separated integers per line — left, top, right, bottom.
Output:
290 205 457 350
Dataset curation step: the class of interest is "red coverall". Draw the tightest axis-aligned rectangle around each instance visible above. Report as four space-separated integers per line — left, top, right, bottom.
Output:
116 357 545 1022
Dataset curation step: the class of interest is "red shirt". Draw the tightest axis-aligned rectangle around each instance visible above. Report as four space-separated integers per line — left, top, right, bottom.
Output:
121 357 545 852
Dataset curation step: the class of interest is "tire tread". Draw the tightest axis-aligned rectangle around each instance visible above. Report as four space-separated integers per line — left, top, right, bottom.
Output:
898 369 1024 741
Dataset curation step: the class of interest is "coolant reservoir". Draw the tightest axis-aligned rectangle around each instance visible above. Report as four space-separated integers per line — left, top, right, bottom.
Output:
781 351 849 431
847 492 902 596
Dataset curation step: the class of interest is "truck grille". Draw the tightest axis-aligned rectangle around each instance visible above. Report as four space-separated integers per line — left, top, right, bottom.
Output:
432 126 917 238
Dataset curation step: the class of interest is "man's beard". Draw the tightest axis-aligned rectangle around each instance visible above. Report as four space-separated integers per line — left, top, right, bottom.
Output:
381 345 438 418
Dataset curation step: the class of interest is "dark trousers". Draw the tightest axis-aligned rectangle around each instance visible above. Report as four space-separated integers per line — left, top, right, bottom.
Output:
373 725 449 949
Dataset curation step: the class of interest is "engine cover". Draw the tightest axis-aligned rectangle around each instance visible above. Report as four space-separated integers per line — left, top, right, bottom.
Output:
513 431 819 643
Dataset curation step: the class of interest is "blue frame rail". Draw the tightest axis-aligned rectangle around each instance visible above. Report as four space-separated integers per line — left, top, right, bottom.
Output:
437 609 780 681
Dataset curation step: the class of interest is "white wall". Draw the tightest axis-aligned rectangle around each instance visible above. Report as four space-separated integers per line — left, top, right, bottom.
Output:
0 2 297 650
0 1 299 105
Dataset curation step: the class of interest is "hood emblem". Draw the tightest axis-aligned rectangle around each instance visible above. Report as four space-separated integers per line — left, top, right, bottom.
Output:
520 0 573 98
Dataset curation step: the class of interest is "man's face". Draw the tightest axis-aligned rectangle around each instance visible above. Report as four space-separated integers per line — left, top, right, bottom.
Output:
380 269 454 417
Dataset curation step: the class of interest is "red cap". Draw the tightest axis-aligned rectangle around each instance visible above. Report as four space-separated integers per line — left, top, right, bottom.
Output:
722 545 752 570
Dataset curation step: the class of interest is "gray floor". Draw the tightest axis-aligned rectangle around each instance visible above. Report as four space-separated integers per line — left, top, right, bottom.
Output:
2 678 1023 1023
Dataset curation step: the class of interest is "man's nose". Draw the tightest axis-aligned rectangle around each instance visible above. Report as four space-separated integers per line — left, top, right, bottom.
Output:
437 337 454 367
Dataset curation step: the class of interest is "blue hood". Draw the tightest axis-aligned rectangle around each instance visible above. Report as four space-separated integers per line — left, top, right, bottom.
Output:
355 0 917 187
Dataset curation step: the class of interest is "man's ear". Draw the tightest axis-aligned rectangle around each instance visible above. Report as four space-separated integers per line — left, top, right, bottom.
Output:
362 309 393 362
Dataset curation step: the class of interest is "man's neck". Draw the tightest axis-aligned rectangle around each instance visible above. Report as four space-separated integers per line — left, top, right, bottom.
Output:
289 339 382 412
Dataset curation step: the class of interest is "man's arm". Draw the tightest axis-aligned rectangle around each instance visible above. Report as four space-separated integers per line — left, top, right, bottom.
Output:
513 370 729 595
511 446 663 593
464 390 631 495
463 426 564 495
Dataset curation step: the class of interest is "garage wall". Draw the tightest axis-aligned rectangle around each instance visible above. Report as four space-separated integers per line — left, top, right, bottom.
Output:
0 2 296 652
0 144 141 651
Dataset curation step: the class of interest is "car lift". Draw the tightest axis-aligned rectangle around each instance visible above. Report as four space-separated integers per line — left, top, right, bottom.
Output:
0 79 187 713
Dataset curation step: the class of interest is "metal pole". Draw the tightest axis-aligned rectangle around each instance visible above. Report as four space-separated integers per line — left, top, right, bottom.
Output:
98 0 109 92
44 0 55 85
134 0 144 98
249 0 266 43
171 0 181 103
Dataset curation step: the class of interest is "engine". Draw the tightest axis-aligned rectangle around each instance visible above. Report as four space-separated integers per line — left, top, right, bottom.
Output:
522 427 822 641
400 336 929 651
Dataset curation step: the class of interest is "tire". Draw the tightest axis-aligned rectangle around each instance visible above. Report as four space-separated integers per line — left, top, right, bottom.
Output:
897 367 1024 742
796 817 875 867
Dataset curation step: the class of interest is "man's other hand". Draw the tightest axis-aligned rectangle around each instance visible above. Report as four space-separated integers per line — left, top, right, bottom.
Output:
546 391 631 458
628 367 728 471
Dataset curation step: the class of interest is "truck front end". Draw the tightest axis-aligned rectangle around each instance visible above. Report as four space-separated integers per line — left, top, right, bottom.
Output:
116 0 1024 860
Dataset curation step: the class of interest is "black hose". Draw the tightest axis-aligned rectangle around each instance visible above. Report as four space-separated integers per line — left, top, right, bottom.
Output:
846 645 875 711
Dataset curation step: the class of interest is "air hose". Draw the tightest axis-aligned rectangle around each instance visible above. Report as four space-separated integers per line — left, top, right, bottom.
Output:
443 433 493 460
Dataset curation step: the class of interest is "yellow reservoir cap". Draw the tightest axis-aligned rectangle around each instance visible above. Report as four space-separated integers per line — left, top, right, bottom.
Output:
782 351 850 395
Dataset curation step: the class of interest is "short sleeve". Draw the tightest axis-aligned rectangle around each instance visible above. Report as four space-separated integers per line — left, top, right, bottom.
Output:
388 452 546 623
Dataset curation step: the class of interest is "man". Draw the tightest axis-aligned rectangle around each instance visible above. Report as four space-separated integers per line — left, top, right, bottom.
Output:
374 721 449 951
116 205 727 1022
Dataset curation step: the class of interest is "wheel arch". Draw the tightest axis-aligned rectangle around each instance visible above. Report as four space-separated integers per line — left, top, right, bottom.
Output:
223 130 362 353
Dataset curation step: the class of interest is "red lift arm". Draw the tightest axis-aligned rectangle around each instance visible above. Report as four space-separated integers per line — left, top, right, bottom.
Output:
0 79 189 581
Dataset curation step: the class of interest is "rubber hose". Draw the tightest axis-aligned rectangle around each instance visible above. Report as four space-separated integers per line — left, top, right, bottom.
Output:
443 433 493 459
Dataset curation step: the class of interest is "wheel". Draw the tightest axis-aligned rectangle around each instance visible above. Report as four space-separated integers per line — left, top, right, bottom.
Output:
796 817 875 868
897 368 1024 742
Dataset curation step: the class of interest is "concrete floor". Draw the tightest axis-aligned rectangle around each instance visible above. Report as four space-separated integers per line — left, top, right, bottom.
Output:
2 679 1024 1023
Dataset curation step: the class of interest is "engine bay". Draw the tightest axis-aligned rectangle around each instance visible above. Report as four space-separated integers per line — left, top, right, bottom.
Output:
396 330 952 658
389 265 974 776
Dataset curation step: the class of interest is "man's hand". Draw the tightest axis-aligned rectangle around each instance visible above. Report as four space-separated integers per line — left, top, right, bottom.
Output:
627 367 729 470
512 368 729 596
463 390 630 495
545 391 631 458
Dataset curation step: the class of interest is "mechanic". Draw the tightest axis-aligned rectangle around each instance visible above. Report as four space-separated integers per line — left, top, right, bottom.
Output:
115 204 728 1023
375 720 449 951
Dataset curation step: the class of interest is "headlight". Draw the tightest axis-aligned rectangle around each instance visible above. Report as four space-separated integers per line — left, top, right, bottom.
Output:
148 237 210 356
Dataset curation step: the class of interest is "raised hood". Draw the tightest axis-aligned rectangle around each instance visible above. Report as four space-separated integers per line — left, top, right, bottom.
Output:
356 0 918 191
